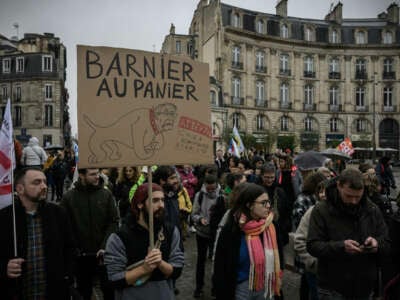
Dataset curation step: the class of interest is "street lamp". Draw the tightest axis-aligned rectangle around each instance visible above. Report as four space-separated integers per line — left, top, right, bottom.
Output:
372 72 377 162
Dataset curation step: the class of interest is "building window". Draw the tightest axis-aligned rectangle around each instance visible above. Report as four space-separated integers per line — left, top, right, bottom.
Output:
281 116 289 131
232 77 241 98
232 112 241 129
356 31 366 44
14 106 22 127
1 86 8 101
232 46 240 64
210 90 217 105
2 58 11 73
356 119 367 132
16 57 24 73
256 19 264 34
280 53 289 72
45 105 53 127
231 13 240 27
281 24 288 38
255 51 265 70
329 118 338 132
305 27 313 41
14 86 22 102
45 84 53 100
329 86 340 105
355 58 367 79
355 86 365 107
383 31 393 44
383 58 393 73
42 55 52 72
175 40 181 54
329 57 339 72
384 87 393 107
43 135 52 147
331 29 338 43
304 56 314 72
304 117 313 131
256 114 265 131
280 83 289 104
304 84 314 105
255 81 265 103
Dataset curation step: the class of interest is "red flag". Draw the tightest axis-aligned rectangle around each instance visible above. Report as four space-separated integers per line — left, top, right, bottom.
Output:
0 99 15 210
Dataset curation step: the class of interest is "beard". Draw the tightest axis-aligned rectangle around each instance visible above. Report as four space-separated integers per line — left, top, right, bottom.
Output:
27 190 47 203
143 207 165 232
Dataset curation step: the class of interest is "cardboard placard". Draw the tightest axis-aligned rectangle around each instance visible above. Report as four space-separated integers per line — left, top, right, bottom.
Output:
77 45 213 168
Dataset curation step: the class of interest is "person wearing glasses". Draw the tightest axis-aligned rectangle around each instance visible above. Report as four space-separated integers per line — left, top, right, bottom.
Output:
213 182 283 300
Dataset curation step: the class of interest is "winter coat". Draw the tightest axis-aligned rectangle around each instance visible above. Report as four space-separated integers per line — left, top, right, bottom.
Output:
61 179 119 254
20 137 47 167
0 199 75 299
307 180 391 298
177 168 198 200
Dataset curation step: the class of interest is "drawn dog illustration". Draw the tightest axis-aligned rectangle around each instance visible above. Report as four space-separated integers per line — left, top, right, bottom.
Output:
83 103 177 163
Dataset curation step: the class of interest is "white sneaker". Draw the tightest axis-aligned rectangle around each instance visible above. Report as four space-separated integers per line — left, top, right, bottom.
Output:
189 226 197 233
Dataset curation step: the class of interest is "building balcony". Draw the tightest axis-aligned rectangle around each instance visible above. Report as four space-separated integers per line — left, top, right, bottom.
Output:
303 71 315 78
382 105 397 112
279 69 291 76
329 72 341 79
280 102 292 110
355 105 369 112
255 65 267 73
355 70 368 80
303 103 316 111
383 71 396 80
231 96 244 106
329 104 342 112
231 61 243 69
255 99 268 108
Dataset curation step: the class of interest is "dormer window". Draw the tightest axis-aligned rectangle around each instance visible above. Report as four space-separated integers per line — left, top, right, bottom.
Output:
231 13 240 28
256 19 265 34
356 31 366 44
42 55 53 72
281 24 289 38
2 58 10 73
175 40 181 54
305 27 313 41
383 31 393 44
16 57 24 73
331 29 338 43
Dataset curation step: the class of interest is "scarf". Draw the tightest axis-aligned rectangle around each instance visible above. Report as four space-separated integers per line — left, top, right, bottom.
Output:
240 212 281 298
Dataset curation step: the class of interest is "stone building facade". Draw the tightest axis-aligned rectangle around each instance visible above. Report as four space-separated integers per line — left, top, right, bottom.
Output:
0 32 71 147
162 0 400 154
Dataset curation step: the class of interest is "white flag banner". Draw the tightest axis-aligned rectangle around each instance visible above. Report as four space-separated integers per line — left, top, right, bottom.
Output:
232 126 245 153
0 99 15 210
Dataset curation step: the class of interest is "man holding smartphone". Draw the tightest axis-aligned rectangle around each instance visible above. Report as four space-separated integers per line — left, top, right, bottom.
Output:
307 168 390 300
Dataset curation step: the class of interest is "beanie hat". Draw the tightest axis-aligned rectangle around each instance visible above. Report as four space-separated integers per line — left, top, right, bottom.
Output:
131 183 163 218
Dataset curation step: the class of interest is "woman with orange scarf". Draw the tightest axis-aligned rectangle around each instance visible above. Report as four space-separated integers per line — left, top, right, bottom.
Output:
213 182 283 300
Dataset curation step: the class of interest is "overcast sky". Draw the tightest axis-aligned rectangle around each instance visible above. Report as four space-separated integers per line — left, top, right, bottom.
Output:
0 0 394 135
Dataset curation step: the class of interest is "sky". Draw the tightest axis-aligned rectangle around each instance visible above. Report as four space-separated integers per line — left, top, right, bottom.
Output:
0 0 395 136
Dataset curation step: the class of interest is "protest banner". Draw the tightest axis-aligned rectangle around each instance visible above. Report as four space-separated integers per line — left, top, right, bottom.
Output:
77 45 213 168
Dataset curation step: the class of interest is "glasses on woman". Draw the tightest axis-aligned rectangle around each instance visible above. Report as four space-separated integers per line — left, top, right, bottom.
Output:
254 200 271 207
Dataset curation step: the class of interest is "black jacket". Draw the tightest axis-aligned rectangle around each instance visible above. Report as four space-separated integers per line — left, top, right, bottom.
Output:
307 180 391 297
0 199 75 299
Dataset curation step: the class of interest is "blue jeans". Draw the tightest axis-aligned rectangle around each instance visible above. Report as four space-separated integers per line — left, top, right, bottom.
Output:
317 288 372 300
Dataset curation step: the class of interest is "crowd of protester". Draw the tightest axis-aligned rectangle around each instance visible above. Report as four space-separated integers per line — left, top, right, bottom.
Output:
1 138 400 299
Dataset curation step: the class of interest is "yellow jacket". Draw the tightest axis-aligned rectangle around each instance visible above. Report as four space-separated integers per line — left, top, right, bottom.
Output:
177 186 192 213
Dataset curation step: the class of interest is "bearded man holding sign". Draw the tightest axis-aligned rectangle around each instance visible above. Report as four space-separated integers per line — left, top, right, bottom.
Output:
104 183 184 300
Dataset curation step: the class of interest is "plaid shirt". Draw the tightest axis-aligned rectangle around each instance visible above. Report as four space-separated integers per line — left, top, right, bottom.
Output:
22 212 47 299
292 193 316 230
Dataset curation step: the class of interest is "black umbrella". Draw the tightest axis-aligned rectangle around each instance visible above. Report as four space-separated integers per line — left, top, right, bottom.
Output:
321 148 351 161
294 150 327 171
44 144 64 151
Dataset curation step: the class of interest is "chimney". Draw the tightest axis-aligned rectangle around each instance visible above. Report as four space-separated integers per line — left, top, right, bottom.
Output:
276 0 287 17
325 2 343 24
387 2 399 24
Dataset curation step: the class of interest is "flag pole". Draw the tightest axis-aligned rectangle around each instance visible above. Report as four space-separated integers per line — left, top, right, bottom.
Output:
147 165 154 248
11 153 17 257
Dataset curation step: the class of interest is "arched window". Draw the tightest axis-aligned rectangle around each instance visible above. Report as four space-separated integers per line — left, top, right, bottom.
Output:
356 119 367 132
329 118 338 132
256 114 265 131
210 90 217 105
281 116 289 131
304 117 313 131
232 112 241 129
